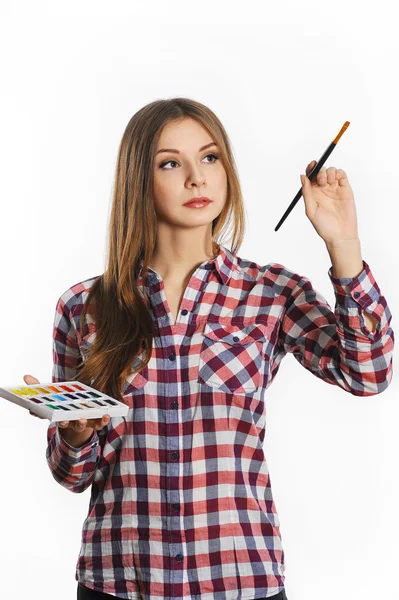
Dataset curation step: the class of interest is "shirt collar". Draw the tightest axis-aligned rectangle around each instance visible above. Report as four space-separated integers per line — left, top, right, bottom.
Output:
137 244 239 288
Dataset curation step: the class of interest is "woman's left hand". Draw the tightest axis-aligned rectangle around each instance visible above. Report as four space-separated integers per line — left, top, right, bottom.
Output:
301 161 359 245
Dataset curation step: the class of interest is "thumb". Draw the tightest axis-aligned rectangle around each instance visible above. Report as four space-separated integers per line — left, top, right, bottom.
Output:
23 374 40 385
300 173 317 216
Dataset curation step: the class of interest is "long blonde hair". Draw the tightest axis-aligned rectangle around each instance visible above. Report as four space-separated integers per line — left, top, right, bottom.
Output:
74 97 246 403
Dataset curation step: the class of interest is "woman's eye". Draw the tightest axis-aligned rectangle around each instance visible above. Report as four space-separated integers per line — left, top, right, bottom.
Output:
159 153 219 169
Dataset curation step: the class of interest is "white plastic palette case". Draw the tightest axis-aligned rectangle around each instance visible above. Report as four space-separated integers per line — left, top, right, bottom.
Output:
0 381 129 421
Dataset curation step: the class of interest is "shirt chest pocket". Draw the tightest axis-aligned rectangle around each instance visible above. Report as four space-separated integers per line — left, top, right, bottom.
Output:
197 322 267 394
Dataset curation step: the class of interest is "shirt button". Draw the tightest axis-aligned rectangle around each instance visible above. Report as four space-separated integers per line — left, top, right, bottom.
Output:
181 309 188 316
171 451 179 461
176 553 184 561
171 401 178 409
354 292 361 298
169 352 176 361
233 336 239 342
172 503 180 511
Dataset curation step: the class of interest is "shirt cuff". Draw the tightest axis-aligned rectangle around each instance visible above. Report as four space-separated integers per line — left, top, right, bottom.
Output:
327 259 381 309
55 422 99 457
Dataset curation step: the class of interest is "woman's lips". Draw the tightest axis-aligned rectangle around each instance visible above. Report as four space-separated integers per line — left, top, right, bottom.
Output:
183 200 212 208
183 197 212 206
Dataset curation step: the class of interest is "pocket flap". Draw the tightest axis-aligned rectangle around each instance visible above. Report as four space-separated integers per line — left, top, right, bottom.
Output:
202 322 267 346
123 370 147 395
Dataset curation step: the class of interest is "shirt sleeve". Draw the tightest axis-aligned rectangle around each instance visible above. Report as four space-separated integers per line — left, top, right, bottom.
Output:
276 260 394 396
45 291 102 493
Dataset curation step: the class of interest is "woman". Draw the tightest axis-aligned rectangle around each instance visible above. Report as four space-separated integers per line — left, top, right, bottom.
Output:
26 98 394 600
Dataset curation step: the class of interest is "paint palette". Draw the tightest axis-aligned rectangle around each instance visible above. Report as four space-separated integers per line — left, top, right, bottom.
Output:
0 381 129 422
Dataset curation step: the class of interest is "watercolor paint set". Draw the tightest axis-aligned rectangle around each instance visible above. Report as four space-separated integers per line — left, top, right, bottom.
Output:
0 381 129 422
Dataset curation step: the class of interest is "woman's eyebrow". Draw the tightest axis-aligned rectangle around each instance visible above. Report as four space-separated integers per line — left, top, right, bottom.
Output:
156 142 217 156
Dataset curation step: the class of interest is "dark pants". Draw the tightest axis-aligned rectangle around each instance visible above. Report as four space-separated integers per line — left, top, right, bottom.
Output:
77 581 288 600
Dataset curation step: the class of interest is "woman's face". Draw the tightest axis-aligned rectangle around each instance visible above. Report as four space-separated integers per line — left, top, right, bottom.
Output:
152 117 228 229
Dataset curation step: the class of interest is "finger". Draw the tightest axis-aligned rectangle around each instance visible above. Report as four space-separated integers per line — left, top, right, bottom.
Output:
73 418 88 432
300 173 317 216
316 166 328 185
306 160 317 176
326 166 337 183
335 168 349 186
23 374 40 385
89 414 110 430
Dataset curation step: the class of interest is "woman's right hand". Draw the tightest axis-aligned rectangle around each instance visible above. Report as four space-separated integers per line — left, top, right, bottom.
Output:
24 373 110 433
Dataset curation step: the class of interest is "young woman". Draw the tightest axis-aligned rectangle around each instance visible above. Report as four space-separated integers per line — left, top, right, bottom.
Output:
25 98 393 600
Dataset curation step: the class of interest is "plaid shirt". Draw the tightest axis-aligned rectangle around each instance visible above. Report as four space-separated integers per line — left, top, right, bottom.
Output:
46 245 394 600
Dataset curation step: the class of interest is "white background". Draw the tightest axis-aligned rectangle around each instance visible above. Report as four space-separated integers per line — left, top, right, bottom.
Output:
1 1 398 599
